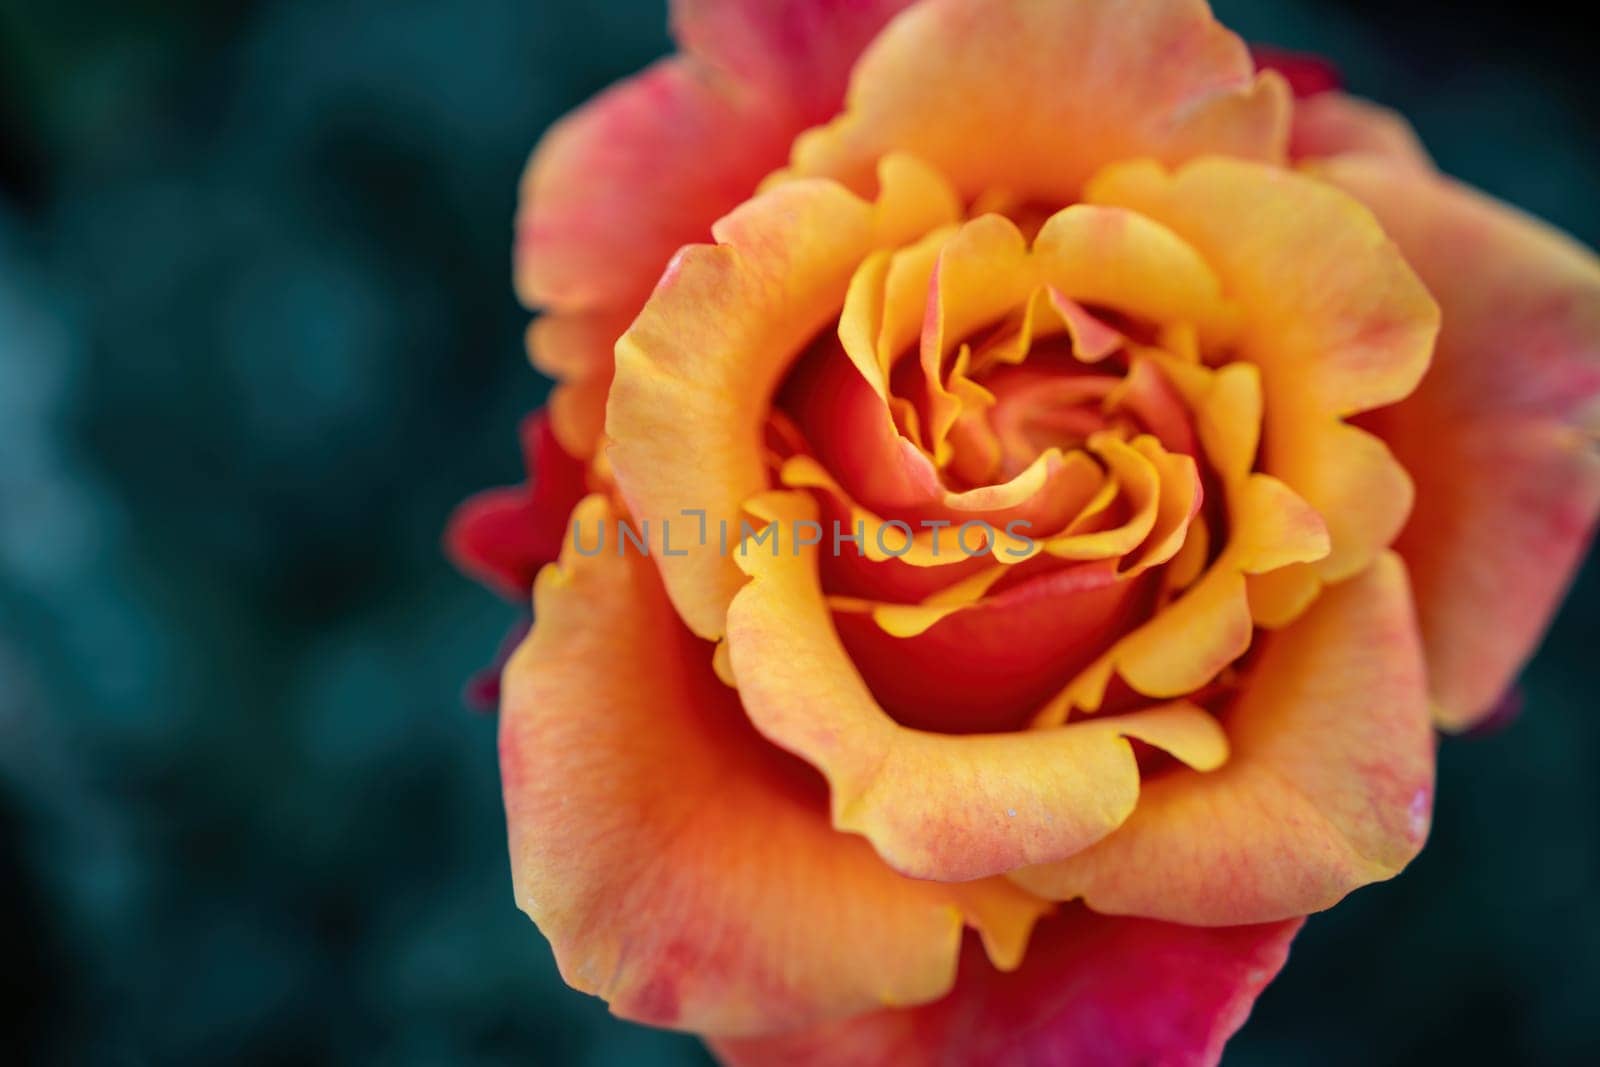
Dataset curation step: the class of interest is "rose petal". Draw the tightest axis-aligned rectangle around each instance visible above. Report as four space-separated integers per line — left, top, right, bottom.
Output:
780 328 946 513
1014 552 1435 925
525 310 633 458
831 559 1148 733
1089 157 1439 582
1316 156 1600 730
1251 44 1341 98
462 616 531 711
515 59 786 313
671 0 917 128
1029 353 1329 722
920 215 1038 463
608 156 962 640
727 492 1230 883
1290 93 1433 170
444 412 587 599
780 450 1105 566
713 906 1303 1067
502 495 1048 1037
1036 470 1328 720
518 0 918 313
789 0 1289 200
515 1 922 458
1033 203 1238 346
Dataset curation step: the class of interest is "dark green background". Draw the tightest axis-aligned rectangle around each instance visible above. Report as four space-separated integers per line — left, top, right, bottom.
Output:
1 1 1595 1062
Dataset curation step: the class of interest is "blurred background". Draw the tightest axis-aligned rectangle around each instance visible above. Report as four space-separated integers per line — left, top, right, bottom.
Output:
0 0 1595 1063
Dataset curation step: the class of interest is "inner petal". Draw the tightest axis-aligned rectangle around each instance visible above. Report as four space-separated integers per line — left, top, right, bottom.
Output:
727 491 1232 884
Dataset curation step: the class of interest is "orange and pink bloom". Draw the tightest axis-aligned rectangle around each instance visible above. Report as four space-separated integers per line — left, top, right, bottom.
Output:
448 1 1600 1062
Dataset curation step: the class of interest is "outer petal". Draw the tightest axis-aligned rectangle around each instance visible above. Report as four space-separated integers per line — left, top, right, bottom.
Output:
515 59 789 313
1014 552 1435 925
514 1 921 457
502 495 1047 1037
714 907 1303 1067
526 310 632 457
1250 44 1340 98
517 0 916 312
671 0 917 127
727 492 1228 884
1316 156 1600 730
444 412 587 599
1289 92 1433 170
1088 157 1439 582
789 0 1289 200
515 6 924 456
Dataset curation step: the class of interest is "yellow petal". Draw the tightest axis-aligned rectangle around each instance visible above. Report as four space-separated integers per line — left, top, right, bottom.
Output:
1088 156 1439 580
608 155 961 639
726 492 1230 883
1013 553 1435 925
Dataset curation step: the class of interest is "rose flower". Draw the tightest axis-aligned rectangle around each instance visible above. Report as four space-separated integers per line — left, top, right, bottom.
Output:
447 1 1600 1062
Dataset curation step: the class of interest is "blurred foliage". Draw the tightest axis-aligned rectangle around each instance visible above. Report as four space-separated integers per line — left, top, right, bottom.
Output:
0 0 1595 1063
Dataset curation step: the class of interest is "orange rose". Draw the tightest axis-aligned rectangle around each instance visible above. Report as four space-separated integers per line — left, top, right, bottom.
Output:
447 1 1600 1061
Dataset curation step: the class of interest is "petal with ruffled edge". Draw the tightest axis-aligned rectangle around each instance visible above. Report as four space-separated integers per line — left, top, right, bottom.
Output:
525 310 633 458
1088 156 1439 584
608 156 962 641
713 906 1303 1067
516 60 785 314
1031 363 1330 721
788 0 1289 200
515 1 917 458
517 0 919 312
502 495 1049 1037
726 492 1229 884
1013 552 1434 925
830 560 1148 735
1316 156 1600 731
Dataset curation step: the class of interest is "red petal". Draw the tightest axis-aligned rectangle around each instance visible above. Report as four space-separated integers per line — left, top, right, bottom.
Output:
444 412 586 600
1251 45 1341 98
835 564 1150 733
713 905 1302 1066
